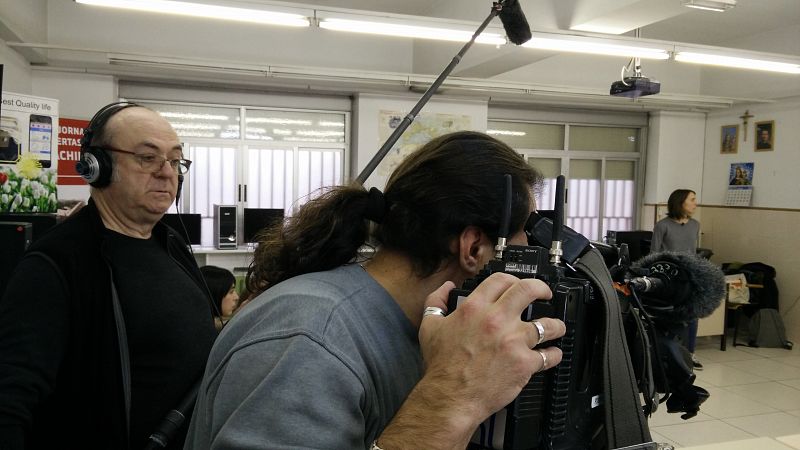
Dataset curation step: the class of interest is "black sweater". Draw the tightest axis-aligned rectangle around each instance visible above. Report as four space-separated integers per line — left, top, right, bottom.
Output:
0 200 217 449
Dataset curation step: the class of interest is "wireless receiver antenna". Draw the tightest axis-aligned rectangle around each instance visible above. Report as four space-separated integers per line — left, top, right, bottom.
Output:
550 174 566 265
354 0 531 185
495 174 513 259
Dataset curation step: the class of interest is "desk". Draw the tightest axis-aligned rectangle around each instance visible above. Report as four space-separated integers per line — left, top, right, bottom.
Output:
191 246 255 272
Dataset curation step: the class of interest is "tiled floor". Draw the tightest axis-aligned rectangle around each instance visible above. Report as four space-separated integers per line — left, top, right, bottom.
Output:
648 335 799 450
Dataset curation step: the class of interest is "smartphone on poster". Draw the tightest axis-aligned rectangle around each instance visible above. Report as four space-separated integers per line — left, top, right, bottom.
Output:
29 114 53 168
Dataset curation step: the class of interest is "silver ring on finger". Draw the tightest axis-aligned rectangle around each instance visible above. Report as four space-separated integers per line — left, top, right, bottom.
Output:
537 349 548 371
423 306 446 317
532 320 546 346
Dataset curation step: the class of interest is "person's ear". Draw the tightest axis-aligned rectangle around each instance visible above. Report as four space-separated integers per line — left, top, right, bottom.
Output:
455 225 492 274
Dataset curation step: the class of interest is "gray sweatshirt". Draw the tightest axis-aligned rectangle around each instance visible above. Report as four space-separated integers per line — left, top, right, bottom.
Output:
185 264 422 450
650 217 700 253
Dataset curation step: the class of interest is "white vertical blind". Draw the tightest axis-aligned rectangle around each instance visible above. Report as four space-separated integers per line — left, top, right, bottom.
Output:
296 148 343 208
185 145 238 246
247 147 294 211
602 160 636 238
507 122 642 242
567 178 600 241
140 101 348 247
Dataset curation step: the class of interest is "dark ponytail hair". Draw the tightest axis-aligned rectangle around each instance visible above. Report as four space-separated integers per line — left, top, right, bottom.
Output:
245 185 374 295
246 130 541 296
666 189 695 219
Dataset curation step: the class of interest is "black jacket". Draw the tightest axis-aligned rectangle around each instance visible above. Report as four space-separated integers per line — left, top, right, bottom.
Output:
0 200 214 449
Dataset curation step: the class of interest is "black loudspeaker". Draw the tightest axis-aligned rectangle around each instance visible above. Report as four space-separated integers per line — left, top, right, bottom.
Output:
75 101 139 188
214 205 238 250
0 213 58 241
0 222 32 295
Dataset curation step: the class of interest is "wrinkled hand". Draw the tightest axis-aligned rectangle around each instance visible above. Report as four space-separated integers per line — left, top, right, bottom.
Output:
418 272 567 423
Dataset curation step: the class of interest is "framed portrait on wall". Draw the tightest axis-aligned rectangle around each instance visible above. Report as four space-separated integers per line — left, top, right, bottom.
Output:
755 120 774 151
721 124 738 154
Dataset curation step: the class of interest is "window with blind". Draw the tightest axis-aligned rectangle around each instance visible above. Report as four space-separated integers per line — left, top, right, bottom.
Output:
490 121 642 242
137 101 348 247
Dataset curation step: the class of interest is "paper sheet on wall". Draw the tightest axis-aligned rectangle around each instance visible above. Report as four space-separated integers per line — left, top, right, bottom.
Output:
725 187 752 206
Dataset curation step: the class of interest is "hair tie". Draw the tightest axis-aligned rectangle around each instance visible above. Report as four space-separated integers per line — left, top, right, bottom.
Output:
364 187 387 223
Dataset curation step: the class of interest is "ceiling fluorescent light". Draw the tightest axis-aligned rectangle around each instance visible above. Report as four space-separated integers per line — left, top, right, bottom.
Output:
674 47 800 74
682 0 736 12
522 33 671 60
318 14 506 45
75 0 311 27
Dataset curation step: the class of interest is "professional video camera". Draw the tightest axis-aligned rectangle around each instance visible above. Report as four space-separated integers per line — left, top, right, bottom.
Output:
450 176 725 450
600 241 726 422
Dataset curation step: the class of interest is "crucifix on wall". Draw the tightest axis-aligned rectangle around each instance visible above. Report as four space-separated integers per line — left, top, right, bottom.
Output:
739 110 754 141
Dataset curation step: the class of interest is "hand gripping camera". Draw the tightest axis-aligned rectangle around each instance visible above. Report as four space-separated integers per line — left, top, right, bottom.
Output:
448 233 601 450
449 176 657 450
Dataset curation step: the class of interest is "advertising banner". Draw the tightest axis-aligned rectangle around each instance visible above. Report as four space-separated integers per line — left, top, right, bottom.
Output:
57 118 89 186
0 91 59 213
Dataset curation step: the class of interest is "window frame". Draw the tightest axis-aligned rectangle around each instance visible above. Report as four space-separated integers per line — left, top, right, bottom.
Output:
489 119 646 241
131 99 350 246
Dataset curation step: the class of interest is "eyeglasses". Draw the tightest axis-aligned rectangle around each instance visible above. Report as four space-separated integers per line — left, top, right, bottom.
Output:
103 146 192 175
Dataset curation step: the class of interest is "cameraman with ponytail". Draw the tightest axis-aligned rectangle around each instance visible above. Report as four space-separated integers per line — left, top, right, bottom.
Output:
185 131 566 449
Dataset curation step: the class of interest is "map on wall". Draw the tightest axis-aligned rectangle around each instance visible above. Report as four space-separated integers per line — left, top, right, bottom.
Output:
376 111 471 178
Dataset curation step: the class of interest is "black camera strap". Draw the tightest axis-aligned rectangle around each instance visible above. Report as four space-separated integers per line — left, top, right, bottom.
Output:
109 269 132 449
575 248 653 449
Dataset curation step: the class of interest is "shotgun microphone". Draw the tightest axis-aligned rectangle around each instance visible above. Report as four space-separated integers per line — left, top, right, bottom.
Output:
497 0 532 45
630 251 726 325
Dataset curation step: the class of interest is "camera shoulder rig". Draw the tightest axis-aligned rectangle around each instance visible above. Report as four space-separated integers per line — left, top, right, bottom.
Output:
575 247 652 449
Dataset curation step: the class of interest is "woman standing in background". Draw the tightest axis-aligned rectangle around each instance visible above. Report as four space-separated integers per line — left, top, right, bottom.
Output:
651 189 702 369
200 265 240 330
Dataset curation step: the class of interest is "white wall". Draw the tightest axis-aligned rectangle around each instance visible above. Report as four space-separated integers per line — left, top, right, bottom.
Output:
30 70 117 201
643 111 707 204
702 96 800 208
697 96 800 342
1 39 32 94
489 104 648 126
0 0 47 42
32 70 117 118
698 24 800 99
354 93 488 188
118 81 351 112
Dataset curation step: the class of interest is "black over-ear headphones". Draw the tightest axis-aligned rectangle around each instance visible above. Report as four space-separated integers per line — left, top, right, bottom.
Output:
76 101 140 188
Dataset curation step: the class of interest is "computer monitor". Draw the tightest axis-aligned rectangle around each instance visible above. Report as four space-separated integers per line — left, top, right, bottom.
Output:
161 213 202 245
243 208 284 244
0 213 58 242
606 230 653 263
535 209 557 221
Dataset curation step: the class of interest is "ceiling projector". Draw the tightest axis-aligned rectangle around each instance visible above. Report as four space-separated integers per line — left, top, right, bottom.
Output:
610 76 661 98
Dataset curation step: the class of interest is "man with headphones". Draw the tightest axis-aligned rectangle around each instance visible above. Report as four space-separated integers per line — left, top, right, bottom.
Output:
0 102 218 449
